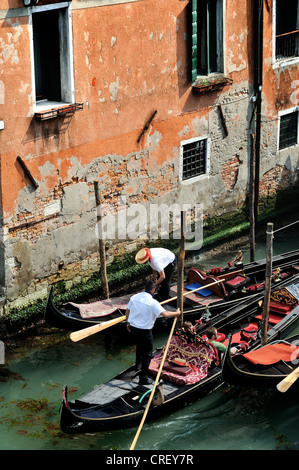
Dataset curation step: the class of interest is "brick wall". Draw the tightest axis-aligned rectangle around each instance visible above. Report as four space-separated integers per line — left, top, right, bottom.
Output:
220 155 242 190
259 165 291 197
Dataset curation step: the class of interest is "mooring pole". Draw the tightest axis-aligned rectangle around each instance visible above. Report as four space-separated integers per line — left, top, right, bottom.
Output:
249 134 256 262
177 211 186 326
94 182 109 299
261 222 273 345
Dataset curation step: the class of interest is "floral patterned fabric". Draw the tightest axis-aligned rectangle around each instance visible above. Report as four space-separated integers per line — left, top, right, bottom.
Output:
66 294 132 318
149 336 216 385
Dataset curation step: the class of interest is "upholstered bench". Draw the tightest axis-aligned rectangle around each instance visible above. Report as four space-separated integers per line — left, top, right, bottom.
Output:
149 336 216 385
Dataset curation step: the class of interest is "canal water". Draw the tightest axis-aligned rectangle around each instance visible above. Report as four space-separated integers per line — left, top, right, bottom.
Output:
1 222 299 452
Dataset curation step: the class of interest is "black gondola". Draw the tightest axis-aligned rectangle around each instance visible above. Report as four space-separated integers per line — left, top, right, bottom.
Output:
45 249 299 332
222 331 299 389
60 276 299 433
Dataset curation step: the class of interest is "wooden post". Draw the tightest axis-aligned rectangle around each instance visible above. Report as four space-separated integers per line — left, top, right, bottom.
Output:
261 222 273 346
176 211 186 326
249 134 256 262
94 182 109 299
17 156 39 190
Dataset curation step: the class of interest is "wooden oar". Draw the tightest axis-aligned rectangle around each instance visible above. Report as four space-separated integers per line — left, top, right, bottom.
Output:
69 277 226 342
276 366 299 393
130 316 178 450
70 317 124 342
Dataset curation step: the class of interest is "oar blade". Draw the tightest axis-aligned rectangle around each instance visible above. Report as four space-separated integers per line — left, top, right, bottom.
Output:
70 324 102 342
276 366 299 393
70 315 126 342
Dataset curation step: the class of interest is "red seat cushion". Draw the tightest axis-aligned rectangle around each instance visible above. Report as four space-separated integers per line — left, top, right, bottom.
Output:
269 301 291 315
163 361 192 376
255 313 283 324
224 275 248 288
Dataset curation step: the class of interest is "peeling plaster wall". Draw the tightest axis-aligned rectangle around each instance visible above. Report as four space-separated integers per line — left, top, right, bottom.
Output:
0 0 298 307
259 1 299 194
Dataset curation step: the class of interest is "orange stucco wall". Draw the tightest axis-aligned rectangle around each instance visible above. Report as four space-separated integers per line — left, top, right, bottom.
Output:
0 0 298 306
0 0 254 220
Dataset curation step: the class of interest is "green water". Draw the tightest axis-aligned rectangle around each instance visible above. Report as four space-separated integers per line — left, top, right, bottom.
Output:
1 229 299 452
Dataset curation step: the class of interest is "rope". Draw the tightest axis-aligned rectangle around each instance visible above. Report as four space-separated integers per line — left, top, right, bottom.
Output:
273 220 299 234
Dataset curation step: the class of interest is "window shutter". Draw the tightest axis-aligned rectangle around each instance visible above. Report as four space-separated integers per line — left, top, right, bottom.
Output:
206 0 211 75
191 0 198 82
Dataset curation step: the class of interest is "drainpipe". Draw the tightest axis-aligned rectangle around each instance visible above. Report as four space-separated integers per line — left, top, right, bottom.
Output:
250 0 264 261
254 0 263 226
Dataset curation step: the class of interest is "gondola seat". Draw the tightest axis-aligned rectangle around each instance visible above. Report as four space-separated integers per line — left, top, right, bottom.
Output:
268 300 292 315
187 268 227 299
223 275 250 291
254 299 292 325
254 312 284 324
149 336 217 385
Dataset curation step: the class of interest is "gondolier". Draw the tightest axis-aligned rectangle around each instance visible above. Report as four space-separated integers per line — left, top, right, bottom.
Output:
135 247 176 301
125 279 181 384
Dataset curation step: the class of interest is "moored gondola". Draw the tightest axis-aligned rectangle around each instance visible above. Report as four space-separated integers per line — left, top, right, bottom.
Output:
222 332 299 389
59 276 299 433
45 249 299 332
45 286 130 331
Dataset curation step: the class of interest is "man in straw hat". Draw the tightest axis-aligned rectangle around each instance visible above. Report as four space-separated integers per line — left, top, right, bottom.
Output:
135 247 176 301
125 279 181 384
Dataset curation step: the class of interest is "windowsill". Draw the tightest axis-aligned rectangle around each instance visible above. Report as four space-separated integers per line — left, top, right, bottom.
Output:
35 100 66 112
34 101 83 121
273 56 299 69
192 74 233 94
278 144 298 152
180 173 210 185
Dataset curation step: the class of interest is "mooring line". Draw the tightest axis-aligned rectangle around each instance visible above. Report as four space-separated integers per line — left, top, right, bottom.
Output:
273 220 299 234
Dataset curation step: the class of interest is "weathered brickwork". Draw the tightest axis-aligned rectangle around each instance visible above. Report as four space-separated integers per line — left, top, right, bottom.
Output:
259 165 291 197
221 156 242 191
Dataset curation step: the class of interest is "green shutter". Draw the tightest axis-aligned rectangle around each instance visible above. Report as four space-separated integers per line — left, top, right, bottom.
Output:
191 0 198 82
206 0 211 75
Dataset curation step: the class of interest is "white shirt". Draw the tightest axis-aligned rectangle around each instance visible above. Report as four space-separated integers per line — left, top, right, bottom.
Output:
148 248 175 273
127 291 164 329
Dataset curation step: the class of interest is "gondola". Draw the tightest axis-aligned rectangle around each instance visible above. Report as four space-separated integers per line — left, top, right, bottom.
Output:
45 249 299 332
170 248 299 312
222 331 299 389
60 276 299 433
45 287 131 331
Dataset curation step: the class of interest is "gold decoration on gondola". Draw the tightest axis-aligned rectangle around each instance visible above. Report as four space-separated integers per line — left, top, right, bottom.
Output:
270 288 298 308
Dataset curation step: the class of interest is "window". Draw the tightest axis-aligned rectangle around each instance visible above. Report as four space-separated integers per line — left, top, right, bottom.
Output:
279 108 299 149
31 3 74 111
275 0 299 62
191 0 224 82
180 137 210 182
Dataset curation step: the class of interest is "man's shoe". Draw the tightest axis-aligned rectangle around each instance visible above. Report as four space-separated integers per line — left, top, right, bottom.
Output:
139 376 151 385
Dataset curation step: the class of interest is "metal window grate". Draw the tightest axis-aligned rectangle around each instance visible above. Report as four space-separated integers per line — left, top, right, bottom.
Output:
182 139 207 180
35 103 83 121
279 111 298 150
276 31 299 60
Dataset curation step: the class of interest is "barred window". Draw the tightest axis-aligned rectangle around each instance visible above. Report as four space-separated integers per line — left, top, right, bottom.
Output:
181 138 209 181
275 0 299 61
279 110 299 149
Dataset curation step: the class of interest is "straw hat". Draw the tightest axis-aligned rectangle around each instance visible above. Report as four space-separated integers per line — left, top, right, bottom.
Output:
135 248 151 264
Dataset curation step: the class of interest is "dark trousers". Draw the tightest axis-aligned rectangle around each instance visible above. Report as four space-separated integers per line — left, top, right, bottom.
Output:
130 326 153 379
156 257 177 302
